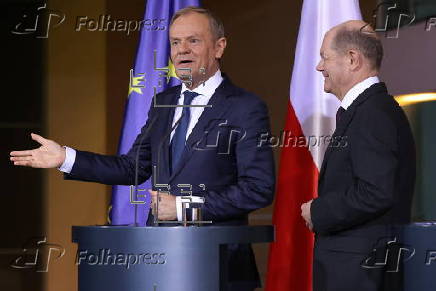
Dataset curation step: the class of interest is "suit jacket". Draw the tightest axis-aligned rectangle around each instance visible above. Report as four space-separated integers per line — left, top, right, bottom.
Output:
311 82 415 290
65 76 275 288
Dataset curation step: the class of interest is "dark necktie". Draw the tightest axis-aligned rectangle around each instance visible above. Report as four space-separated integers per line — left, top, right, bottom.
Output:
336 106 346 125
171 91 199 172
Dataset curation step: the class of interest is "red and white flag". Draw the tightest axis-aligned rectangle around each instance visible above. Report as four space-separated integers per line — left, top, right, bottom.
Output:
266 1 362 290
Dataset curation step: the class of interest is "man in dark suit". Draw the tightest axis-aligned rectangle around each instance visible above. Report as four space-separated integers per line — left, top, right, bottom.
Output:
10 7 275 291
301 20 415 291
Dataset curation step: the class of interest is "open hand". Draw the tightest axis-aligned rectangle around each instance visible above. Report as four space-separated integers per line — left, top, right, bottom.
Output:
10 133 66 168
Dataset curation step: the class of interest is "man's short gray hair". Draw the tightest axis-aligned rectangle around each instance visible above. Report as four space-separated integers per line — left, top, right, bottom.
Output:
170 6 225 40
333 26 384 70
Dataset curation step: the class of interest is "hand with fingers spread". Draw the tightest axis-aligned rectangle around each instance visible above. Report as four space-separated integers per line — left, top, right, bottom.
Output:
10 133 66 168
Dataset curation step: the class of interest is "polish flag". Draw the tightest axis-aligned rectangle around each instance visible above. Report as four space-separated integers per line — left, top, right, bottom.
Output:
265 1 362 290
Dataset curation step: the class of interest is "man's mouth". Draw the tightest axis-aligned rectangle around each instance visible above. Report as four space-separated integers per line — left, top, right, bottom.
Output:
178 60 193 65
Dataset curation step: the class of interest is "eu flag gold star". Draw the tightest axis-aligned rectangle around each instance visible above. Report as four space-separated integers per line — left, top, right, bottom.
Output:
128 74 145 96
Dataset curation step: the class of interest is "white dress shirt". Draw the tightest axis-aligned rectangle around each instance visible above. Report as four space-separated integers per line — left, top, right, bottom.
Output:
171 69 223 141
59 70 223 222
172 70 223 220
340 76 380 110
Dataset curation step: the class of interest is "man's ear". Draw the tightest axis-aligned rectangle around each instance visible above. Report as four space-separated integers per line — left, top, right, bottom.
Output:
348 49 362 71
215 37 227 59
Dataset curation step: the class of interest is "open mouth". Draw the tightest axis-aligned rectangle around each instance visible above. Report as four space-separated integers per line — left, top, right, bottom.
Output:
178 60 193 65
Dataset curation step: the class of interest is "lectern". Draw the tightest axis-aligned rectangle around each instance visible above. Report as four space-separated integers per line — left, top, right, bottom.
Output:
402 222 436 291
72 225 274 291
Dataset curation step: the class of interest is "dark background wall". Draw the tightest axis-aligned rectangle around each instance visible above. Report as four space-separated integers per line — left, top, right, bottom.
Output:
1 0 44 290
2 0 434 290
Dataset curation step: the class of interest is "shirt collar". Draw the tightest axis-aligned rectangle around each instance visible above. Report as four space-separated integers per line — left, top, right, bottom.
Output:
341 76 380 110
181 69 223 97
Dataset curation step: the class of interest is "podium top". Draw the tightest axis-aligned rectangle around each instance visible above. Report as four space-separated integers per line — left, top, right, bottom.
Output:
72 225 274 245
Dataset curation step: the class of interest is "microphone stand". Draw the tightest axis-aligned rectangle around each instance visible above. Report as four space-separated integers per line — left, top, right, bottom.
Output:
133 113 159 226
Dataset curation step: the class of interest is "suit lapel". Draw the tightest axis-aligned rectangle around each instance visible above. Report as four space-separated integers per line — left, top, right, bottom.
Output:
318 106 356 180
318 83 387 181
168 78 235 182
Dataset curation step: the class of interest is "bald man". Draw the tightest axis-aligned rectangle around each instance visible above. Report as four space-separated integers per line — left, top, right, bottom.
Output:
301 21 415 291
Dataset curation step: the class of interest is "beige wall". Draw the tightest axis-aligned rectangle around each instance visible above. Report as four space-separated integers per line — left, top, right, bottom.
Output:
45 1 109 290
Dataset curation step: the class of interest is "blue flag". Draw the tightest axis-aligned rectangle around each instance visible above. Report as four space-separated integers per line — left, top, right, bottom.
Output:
110 0 201 226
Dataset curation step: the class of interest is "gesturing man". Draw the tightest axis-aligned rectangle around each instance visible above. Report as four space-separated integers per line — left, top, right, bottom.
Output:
11 7 275 291
301 20 415 291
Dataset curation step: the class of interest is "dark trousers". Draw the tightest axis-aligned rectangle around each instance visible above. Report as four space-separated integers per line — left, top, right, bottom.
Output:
313 246 385 291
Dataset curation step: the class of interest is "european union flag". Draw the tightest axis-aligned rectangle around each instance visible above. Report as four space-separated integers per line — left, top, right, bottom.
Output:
110 0 201 226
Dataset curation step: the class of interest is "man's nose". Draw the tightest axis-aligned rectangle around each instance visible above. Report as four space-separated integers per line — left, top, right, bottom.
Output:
178 41 191 54
316 60 323 72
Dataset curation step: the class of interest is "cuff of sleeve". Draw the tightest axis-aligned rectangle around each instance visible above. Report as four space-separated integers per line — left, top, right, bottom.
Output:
311 198 323 233
176 196 182 221
311 197 328 234
58 146 76 173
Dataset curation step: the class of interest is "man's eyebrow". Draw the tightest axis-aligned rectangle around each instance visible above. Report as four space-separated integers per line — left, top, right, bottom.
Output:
170 34 201 40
